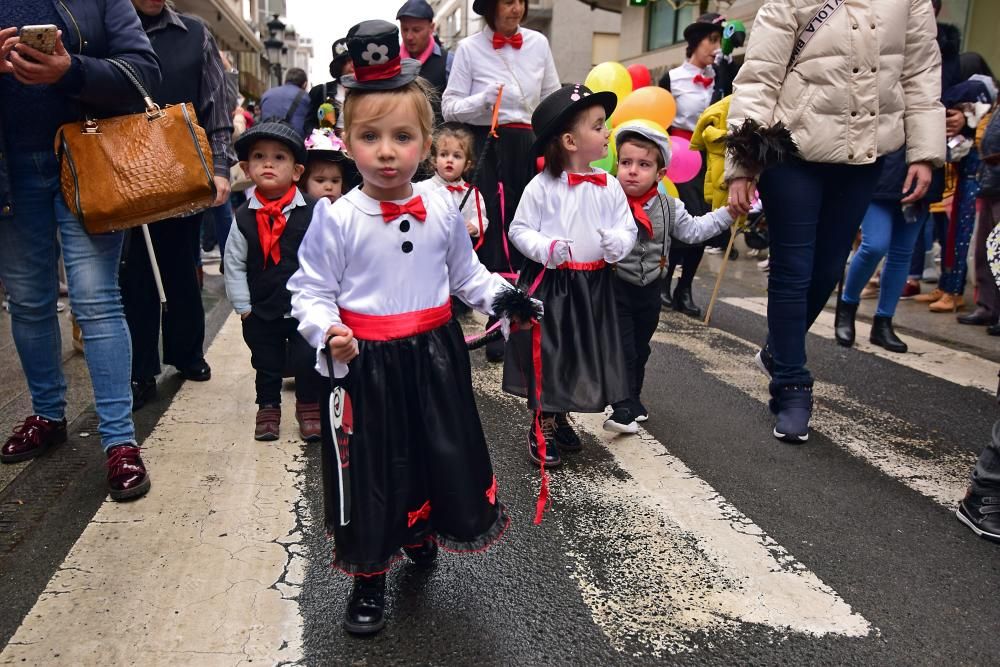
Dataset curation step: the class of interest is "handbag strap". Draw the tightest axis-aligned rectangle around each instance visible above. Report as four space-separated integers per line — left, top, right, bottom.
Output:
788 0 848 71
107 58 160 114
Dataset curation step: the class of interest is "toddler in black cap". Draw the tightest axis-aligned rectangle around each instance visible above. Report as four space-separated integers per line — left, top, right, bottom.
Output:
224 120 325 444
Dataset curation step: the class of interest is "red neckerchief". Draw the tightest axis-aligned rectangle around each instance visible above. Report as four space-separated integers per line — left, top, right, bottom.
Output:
402 38 435 65
254 185 298 266
380 196 427 223
626 185 659 238
567 172 607 187
492 31 523 50
692 73 714 88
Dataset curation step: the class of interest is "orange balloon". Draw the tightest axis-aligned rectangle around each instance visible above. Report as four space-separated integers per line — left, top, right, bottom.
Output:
610 87 677 129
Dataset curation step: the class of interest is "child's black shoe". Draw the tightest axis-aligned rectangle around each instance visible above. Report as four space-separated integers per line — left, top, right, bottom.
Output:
631 400 649 423
553 412 582 452
403 538 438 567
527 414 561 467
343 574 386 635
603 403 638 434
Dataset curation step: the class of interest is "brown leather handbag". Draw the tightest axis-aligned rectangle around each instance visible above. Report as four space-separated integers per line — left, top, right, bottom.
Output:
55 59 217 234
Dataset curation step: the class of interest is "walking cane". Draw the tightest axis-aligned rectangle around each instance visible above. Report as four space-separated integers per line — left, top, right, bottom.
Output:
703 224 739 326
140 224 168 312
459 85 504 211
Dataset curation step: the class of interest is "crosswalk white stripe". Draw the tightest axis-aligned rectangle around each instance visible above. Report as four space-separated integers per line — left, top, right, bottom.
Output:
649 320 975 508
0 317 306 666
722 296 998 395
472 363 871 657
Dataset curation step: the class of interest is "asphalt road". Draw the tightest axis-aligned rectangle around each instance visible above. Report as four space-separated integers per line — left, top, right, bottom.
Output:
2 276 998 666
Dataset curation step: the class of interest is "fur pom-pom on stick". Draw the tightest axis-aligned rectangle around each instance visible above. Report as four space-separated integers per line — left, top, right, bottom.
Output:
465 288 543 351
725 119 799 174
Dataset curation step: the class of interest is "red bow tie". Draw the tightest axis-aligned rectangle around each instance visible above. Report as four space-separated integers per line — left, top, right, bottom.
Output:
380 196 427 223
693 74 714 88
567 172 607 187
446 183 467 193
492 32 523 50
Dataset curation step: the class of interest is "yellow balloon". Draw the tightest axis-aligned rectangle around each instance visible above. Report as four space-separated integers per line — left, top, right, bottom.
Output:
610 87 677 129
584 62 632 106
661 176 679 198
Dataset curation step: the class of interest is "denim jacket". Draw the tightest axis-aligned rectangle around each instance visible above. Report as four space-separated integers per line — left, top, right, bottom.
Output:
0 0 161 219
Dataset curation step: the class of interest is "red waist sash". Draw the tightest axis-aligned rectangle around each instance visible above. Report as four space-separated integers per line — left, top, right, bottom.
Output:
669 128 694 141
340 303 452 342
556 259 606 271
500 122 532 130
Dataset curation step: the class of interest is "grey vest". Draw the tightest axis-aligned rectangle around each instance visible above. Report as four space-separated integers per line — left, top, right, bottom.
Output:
614 193 676 287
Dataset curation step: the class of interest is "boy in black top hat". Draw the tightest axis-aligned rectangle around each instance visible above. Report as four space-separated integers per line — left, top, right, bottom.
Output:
224 121 324 443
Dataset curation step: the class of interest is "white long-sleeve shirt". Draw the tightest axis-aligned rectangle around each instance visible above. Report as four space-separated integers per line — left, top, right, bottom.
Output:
668 61 715 132
509 170 637 267
425 173 490 237
441 26 560 126
288 186 509 378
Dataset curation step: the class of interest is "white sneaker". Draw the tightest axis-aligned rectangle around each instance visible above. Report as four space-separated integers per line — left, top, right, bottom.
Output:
757 258 770 271
704 246 723 255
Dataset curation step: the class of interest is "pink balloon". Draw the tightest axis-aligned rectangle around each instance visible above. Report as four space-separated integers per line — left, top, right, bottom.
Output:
666 136 703 184
626 63 652 90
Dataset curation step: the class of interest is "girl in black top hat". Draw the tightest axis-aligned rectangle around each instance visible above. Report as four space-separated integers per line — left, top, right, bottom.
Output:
288 19 516 637
503 84 637 468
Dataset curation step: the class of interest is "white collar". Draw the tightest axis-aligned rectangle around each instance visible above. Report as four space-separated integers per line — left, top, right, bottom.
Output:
247 187 307 210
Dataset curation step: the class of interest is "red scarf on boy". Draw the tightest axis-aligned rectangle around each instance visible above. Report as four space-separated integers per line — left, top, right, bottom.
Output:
254 185 298 266
626 185 659 238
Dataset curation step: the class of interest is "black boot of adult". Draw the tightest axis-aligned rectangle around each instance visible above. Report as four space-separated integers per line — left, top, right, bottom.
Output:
870 315 908 353
343 574 386 635
834 300 858 347
660 280 673 309
672 285 702 318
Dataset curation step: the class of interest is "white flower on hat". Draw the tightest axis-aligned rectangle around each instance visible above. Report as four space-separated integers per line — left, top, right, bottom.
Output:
361 43 390 65
334 42 348 56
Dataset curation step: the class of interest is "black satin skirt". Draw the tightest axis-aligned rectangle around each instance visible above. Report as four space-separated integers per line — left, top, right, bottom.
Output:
469 124 535 274
319 320 509 576
502 262 629 413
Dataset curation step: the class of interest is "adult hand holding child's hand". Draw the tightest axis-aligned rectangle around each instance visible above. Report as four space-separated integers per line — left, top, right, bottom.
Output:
326 324 359 364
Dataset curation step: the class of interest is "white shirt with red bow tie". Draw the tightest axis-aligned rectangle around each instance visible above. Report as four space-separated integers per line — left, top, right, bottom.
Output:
426 173 490 237
669 61 716 132
289 186 509 377
509 169 637 268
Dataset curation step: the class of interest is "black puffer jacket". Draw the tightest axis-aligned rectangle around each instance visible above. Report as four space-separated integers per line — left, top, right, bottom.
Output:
0 0 161 219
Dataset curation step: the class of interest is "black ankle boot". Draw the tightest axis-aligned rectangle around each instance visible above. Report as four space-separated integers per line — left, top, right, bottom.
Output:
343 574 386 635
403 538 438 567
672 285 701 318
870 315 908 353
834 299 858 347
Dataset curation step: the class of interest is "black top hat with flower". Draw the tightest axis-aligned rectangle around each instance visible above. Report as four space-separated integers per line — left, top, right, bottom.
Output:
530 83 617 157
339 20 421 91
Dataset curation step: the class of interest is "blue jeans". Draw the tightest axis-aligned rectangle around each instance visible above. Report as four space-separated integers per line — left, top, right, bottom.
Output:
843 201 926 317
758 159 882 386
0 152 135 450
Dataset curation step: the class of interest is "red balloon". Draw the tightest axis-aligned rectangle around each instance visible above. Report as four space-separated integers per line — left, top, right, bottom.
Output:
627 64 652 90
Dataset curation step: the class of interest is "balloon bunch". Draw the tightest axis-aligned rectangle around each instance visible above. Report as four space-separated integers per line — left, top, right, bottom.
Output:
583 61 703 187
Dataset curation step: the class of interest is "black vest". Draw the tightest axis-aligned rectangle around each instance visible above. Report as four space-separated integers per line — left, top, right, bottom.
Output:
420 47 448 121
235 194 318 321
146 14 205 111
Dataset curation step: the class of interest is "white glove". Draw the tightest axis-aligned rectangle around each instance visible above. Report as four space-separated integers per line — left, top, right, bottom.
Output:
597 228 626 262
482 82 503 110
547 239 573 267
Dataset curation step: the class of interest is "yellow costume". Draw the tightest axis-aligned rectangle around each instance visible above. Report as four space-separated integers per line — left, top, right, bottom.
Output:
690 95 732 211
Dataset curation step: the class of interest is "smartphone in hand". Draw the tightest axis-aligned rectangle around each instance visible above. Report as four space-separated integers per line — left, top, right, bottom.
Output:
19 24 59 56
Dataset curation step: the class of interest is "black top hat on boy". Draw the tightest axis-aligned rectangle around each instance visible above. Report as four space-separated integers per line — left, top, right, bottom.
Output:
682 12 725 50
530 83 617 157
235 120 308 165
339 20 421 91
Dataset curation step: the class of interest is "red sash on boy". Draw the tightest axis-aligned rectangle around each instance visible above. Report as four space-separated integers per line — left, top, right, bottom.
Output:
626 185 659 238
254 185 298 266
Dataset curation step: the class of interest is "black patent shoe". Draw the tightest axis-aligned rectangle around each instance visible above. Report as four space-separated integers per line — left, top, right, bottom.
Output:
834 299 858 347
527 414 561 467
869 315 907 353
956 490 1000 543
553 412 582 452
179 358 212 382
343 575 386 635
403 538 438 567
672 286 702 318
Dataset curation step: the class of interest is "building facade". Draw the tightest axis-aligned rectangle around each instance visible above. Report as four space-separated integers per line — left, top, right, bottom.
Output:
582 0 997 85
431 0 622 84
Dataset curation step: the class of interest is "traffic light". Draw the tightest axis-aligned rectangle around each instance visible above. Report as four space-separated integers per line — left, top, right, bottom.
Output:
629 0 650 6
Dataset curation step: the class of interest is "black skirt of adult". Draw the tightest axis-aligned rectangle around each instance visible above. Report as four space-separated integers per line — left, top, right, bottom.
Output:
469 124 535 275
502 261 630 413
318 319 510 576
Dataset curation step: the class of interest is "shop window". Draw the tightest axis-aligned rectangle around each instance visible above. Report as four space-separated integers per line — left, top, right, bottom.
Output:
647 3 696 52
